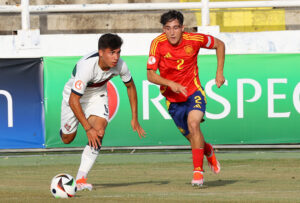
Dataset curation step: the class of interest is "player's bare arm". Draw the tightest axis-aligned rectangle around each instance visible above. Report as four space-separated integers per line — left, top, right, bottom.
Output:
147 69 187 96
213 37 226 88
124 79 146 138
69 92 101 149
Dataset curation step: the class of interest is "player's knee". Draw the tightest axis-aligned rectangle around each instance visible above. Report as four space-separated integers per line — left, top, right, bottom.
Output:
62 139 71 144
100 128 105 134
61 136 72 144
60 132 76 144
188 120 200 133
94 127 105 139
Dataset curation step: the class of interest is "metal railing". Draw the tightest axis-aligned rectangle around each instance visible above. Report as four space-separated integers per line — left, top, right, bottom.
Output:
1 0 300 31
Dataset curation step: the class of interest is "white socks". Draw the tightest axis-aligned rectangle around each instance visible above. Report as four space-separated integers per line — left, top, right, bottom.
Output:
76 145 100 180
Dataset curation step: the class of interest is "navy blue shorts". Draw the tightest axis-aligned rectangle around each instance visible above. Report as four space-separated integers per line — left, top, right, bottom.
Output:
167 88 207 136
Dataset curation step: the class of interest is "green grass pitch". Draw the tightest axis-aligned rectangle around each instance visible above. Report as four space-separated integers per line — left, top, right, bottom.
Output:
0 151 300 202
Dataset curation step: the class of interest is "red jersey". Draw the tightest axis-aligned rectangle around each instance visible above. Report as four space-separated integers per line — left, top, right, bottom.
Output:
147 32 215 102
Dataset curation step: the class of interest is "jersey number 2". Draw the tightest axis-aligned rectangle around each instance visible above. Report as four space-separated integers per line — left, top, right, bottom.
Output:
176 59 184 70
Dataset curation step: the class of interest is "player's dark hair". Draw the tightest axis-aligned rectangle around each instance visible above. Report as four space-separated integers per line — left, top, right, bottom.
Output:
98 33 123 50
160 10 184 26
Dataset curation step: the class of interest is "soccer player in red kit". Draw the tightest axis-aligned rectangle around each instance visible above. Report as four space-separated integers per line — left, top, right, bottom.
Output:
147 10 225 187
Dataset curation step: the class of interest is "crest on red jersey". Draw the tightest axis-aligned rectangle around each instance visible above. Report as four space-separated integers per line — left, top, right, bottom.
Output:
184 45 194 56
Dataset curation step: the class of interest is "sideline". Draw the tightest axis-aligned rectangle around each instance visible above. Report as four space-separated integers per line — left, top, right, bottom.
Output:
1 144 300 153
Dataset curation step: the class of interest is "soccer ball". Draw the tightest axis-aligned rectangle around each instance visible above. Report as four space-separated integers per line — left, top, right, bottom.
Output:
50 173 77 198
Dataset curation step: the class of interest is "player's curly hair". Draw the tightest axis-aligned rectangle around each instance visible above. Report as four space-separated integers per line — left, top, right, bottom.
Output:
160 10 184 26
98 33 123 50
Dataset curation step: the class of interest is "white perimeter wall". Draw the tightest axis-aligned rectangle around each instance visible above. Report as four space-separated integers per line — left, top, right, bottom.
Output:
1 30 300 58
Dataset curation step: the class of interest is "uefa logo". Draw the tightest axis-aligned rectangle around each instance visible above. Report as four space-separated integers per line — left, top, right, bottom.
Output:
107 81 119 121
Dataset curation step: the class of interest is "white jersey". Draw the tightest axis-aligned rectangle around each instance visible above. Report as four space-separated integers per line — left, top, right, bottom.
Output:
62 51 132 103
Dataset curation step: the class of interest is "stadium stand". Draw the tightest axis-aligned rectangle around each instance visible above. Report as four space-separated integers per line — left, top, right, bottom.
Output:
181 0 286 32
0 0 299 34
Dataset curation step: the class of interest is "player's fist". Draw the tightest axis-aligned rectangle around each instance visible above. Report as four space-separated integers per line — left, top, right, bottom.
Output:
215 71 225 88
169 81 187 96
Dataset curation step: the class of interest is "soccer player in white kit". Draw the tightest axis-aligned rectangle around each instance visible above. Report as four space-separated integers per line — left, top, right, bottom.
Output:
60 33 146 191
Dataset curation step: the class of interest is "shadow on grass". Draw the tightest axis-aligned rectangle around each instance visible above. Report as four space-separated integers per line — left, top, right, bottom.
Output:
205 179 237 187
185 179 237 188
94 180 170 189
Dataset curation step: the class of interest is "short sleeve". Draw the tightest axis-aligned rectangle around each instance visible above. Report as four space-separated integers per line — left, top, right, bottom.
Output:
147 39 161 71
71 61 93 96
199 34 215 49
119 60 132 83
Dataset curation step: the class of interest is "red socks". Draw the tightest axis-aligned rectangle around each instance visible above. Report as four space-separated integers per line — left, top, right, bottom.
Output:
204 142 213 157
192 143 214 172
192 148 204 172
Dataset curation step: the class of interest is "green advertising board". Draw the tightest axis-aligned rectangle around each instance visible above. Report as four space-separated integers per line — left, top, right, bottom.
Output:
44 54 300 148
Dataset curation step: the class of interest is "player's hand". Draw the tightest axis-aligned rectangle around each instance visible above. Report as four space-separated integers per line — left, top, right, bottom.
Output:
86 127 101 149
215 71 225 88
169 81 187 96
131 119 146 139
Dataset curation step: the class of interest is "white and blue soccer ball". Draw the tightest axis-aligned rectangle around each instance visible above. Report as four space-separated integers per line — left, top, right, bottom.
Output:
50 173 77 198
